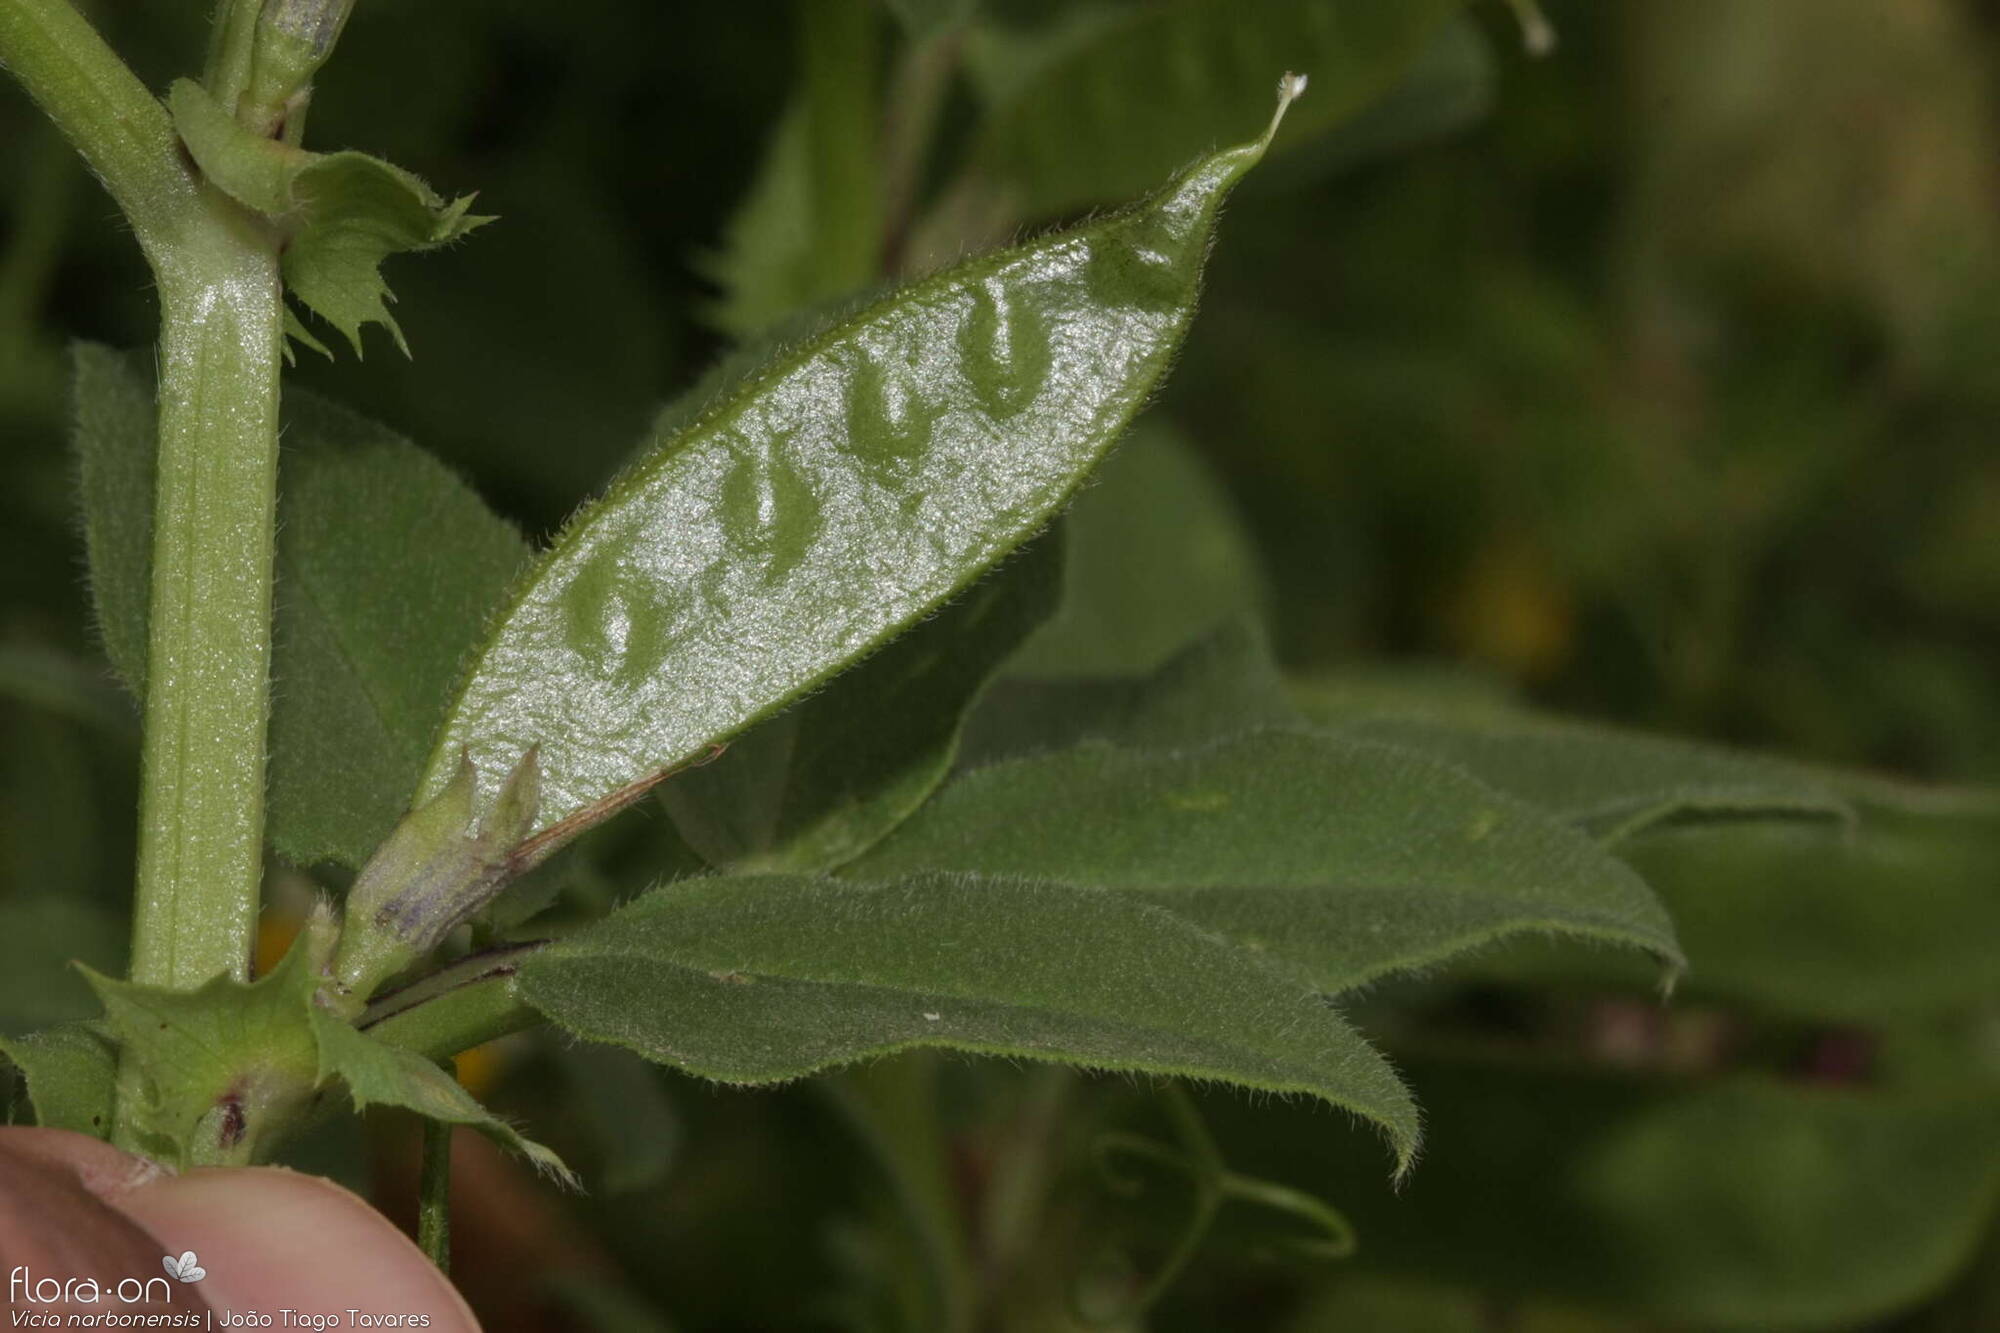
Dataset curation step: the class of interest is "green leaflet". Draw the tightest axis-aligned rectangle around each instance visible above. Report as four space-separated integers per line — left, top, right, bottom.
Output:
961 0 1462 220
309 1009 574 1186
1324 713 1857 842
1007 422 1268 678
269 395 531 866
0 1022 117 1136
852 731 1682 993
962 618 1297 767
169 80 488 355
1204 1065 2000 1330
71 343 155 697
1306 685 1996 840
662 537 1059 873
516 872 1421 1172
422 88 1301 840
69 348 529 867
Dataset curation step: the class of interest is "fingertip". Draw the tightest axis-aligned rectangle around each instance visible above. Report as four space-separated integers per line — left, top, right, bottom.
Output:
119 1167 479 1331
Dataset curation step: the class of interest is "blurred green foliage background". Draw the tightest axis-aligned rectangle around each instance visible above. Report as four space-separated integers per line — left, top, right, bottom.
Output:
3 1 1997 1329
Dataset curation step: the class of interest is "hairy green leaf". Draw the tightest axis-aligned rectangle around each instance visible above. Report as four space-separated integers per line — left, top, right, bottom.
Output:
268 394 530 866
310 1009 574 1185
517 872 1420 1171
662 537 1058 873
961 0 1462 220
71 343 155 697
424 93 1299 841
1008 423 1267 678
962 618 1296 767
1324 713 1857 841
854 731 1682 992
69 348 529 867
0 1022 117 1136
170 80 488 355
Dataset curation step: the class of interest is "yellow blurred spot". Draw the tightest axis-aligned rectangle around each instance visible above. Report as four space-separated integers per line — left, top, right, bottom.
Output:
1442 536 1576 681
453 1041 504 1097
255 911 303 977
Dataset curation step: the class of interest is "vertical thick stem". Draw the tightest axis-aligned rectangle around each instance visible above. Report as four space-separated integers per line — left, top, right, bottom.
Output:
127 207 286 990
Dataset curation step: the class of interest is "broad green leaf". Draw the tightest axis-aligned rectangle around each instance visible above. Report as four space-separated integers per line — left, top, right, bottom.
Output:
267 393 530 866
309 1008 574 1185
71 343 155 697
1287 667 1521 728
961 0 1462 220
853 731 1682 992
1204 1064 2000 1330
961 618 1296 767
69 348 530 867
517 872 1421 1171
0 898 125 1035
0 1022 117 1136
662 537 1059 872
170 80 489 355
1325 713 1857 841
423 92 1300 841
1008 423 1267 678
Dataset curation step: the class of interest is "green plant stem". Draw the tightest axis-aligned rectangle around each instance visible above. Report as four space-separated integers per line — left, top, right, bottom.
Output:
127 217 286 991
4 0 284 998
4 0 291 1158
418 1081 454 1272
0 0 198 259
362 949 543 1060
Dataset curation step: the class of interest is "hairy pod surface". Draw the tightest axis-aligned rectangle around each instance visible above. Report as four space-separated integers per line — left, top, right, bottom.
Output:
422 90 1299 836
